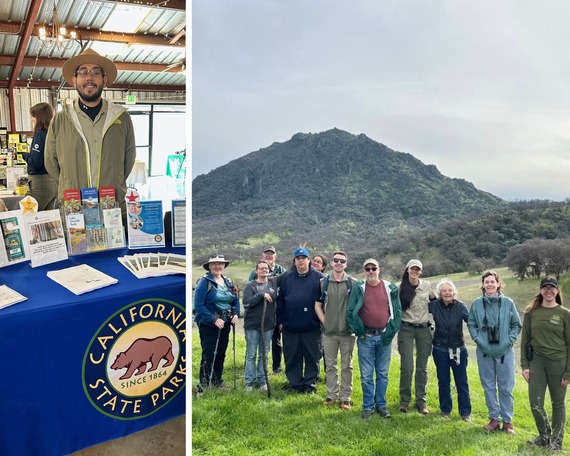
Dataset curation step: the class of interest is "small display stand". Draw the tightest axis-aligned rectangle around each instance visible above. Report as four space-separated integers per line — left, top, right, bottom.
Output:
64 186 126 255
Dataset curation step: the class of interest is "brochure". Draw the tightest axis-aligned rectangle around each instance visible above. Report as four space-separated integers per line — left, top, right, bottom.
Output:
0 285 27 310
117 252 186 279
81 187 102 228
0 211 29 267
127 200 165 249
24 210 68 267
171 199 186 247
47 264 118 295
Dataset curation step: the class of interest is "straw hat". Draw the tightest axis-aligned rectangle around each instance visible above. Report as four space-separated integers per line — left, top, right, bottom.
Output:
62 48 118 86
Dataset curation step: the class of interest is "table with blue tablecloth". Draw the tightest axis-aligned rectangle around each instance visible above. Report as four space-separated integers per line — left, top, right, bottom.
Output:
0 245 186 456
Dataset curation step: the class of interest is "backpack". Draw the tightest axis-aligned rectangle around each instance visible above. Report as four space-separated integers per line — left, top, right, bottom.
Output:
192 275 235 314
320 274 356 312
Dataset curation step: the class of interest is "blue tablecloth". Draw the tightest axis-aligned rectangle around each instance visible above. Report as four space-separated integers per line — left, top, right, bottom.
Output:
0 246 186 456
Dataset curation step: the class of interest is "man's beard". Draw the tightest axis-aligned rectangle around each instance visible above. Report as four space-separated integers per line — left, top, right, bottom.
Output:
76 83 104 103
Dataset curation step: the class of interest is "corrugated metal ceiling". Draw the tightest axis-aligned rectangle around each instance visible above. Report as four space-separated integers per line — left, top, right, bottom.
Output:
0 0 186 92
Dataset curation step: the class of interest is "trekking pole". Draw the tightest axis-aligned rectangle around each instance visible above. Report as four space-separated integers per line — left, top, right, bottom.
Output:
232 321 237 390
260 298 271 398
208 325 223 387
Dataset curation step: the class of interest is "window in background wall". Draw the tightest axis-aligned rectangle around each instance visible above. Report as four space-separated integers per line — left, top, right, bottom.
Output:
125 104 185 177
150 106 186 177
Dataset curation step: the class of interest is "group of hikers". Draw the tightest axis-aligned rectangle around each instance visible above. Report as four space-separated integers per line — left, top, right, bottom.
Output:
193 246 570 453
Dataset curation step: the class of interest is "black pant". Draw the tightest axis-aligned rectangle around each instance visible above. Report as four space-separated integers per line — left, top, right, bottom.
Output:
198 322 231 387
282 327 321 392
272 324 282 371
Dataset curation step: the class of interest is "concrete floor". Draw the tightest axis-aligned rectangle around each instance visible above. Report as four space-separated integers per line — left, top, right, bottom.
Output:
70 415 186 456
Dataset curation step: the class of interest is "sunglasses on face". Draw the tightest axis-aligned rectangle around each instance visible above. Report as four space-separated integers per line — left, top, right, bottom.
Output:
364 267 378 272
332 258 347 264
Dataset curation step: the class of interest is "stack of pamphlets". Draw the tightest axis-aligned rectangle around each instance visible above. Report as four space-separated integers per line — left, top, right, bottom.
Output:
118 252 186 279
0 285 27 310
47 264 118 295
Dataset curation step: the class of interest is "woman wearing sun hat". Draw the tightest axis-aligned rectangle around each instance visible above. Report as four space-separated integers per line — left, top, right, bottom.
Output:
521 276 570 452
397 259 435 415
194 254 240 393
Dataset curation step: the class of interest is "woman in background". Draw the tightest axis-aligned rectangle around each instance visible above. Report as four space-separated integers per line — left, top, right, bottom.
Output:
428 279 471 421
312 254 328 274
521 277 570 452
398 259 435 415
23 103 57 210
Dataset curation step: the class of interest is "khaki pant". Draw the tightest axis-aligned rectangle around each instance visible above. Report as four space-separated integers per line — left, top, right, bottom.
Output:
398 324 433 407
323 333 356 402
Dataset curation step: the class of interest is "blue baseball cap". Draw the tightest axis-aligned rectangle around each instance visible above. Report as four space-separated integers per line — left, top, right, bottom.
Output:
294 247 310 257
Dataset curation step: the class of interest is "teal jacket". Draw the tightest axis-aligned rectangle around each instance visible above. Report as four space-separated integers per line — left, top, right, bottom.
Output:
467 293 521 358
347 279 401 345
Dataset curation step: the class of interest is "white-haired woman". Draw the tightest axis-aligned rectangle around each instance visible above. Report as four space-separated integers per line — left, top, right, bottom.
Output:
428 278 472 421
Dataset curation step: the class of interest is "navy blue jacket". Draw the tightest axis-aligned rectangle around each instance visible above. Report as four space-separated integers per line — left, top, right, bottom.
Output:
193 272 240 327
22 129 49 175
428 298 469 349
277 267 324 332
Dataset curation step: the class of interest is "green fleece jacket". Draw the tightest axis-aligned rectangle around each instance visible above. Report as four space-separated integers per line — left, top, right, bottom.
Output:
347 279 401 346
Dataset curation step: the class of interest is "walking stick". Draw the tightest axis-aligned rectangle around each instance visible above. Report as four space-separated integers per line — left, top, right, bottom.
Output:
208 326 223 387
232 321 237 390
260 298 271 398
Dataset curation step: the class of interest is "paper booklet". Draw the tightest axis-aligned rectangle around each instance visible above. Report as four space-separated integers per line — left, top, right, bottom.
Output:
24 210 68 267
0 285 27 310
118 252 186 279
47 264 118 295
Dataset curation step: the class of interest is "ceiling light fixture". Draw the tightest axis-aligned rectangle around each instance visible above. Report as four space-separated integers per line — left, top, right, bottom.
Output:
38 1 78 51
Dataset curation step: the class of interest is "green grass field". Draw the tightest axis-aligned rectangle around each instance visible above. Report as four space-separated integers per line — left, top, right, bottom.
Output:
191 267 570 455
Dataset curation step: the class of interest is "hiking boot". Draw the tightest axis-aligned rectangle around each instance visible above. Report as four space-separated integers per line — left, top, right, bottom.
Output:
547 439 563 452
362 409 373 419
399 403 409 413
376 407 391 419
441 412 450 419
503 422 515 435
245 386 253 392
273 367 282 374
484 419 501 431
417 405 429 415
259 384 268 391
322 398 336 406
340 401 352 411
461 415 471 422
527 435 550 447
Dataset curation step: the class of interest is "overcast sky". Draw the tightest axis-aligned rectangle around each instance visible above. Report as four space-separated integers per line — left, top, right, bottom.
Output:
192 1 570 201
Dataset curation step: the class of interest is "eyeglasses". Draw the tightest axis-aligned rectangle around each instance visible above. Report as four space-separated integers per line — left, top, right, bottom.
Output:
332 258 347 264
257 267 269 271
75 68 105 77
364 267 378 272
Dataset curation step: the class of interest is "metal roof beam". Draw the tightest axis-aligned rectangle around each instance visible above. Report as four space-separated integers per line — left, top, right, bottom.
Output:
86 0 186 12
0 54 183 73
0 22 185 47
0 80 186 92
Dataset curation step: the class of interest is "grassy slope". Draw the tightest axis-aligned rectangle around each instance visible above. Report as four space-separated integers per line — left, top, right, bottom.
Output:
191 267 568 455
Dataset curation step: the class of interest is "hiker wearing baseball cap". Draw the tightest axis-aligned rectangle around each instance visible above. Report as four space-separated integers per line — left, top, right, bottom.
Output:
276 246 325 393
45 48 136 222
521 276 569 451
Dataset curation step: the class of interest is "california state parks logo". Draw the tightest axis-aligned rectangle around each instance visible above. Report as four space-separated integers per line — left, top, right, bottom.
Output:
82 298 186 419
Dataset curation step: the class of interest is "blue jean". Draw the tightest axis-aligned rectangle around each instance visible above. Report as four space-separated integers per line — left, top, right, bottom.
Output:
244 329 272 387
432 346 471 416
357 334 392 411
476 347 515 423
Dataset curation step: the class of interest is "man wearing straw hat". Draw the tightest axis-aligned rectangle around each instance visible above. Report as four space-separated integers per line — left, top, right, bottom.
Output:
45 48 136 220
